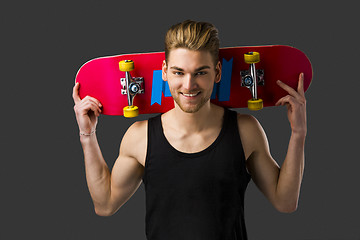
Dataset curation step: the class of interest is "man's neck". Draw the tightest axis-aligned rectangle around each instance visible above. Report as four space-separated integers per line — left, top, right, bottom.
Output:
164 102 223 134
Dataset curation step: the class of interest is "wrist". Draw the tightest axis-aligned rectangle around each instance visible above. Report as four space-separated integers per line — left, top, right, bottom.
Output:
79 129 97 143
291 130 306 143
80 134 97 147
80 129 96 136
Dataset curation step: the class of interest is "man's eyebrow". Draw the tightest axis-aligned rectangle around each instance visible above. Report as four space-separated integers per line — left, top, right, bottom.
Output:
170 66 184 71
195 66 211 71
170 66 211 71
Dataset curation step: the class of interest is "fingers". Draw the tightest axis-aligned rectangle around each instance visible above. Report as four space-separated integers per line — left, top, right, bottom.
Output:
276 91 306 110
85 97 102 115
277 80 298 97
277 73 306 103
79 96 102 116
75 102 101 117
276 95 293 107
73 82 103 118
297 73 305 97
72 82 82 104
73 93 102 118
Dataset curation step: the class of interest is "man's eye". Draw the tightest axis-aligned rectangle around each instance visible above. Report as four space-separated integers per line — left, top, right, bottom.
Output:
196 71 207 76
173 72 183 76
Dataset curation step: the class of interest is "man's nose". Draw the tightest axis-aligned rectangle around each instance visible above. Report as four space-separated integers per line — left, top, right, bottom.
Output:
183 74 196 90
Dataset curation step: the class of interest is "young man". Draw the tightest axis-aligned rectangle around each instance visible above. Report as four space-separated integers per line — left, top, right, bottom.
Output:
72 20 307 240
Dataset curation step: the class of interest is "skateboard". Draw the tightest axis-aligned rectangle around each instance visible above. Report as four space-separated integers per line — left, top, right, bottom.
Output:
75 45 312 117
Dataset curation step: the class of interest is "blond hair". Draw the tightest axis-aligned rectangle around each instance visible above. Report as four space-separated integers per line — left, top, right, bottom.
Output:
164 20 220 66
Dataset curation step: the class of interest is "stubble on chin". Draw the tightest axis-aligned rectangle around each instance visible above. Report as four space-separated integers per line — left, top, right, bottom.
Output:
171 91 211 113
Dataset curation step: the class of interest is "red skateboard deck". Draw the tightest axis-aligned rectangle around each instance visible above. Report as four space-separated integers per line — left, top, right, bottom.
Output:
75 45 312 116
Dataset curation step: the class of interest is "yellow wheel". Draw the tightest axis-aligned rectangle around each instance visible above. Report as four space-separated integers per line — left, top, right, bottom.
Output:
119 60 134 72
244 52 260 64
248 99 263 111
123 106 139 118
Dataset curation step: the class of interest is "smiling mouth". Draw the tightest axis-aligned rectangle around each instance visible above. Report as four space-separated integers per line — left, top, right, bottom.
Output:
180 92 201 97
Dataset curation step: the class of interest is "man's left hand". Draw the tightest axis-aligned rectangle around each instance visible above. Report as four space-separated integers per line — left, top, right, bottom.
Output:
275 73 307 137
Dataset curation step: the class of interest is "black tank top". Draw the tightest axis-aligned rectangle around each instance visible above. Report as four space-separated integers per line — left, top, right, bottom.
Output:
142 108 251 240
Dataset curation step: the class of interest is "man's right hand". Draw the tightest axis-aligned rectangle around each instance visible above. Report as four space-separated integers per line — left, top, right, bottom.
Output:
72 82 102 135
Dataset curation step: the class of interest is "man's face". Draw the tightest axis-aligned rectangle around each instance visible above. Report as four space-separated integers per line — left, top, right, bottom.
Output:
162 48 221 113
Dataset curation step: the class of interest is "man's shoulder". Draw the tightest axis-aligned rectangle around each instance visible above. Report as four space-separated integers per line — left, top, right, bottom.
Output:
235 113 264 139
125 120 148 138
236 113 260 127
120 120 148 166
121 120 148 151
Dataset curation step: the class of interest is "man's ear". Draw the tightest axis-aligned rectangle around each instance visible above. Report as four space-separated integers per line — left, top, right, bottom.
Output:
162 60 168 82
215 60 221 83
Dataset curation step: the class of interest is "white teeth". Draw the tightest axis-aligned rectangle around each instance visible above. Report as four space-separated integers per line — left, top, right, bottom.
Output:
182 93 199 97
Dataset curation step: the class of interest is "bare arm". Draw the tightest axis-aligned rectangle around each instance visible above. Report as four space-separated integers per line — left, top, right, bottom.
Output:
73 83 145 216
102 121 146 216
79 124 145 216
241 73 306 213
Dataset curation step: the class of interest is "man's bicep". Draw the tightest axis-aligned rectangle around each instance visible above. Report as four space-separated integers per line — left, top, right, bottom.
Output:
109 153 144 210
247 147 280 203
240 114 280 204
108 121 146 212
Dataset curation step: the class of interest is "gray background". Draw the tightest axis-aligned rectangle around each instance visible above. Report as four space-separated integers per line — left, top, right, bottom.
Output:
2 0 359 239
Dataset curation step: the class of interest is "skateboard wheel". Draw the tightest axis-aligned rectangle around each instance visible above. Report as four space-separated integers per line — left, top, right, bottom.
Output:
123 106 139 118
119 60 134 72
244 52 260 64
248 99 263 111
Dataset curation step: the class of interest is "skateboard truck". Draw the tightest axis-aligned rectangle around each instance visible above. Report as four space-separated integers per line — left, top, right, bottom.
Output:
119 60 144 118
240 52 264 110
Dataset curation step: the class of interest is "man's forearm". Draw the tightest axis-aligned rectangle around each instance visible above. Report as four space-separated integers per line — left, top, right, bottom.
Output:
275 132 306 212
80 134 112 212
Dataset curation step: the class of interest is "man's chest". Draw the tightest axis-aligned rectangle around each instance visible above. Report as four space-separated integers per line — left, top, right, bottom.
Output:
163 128 221 154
